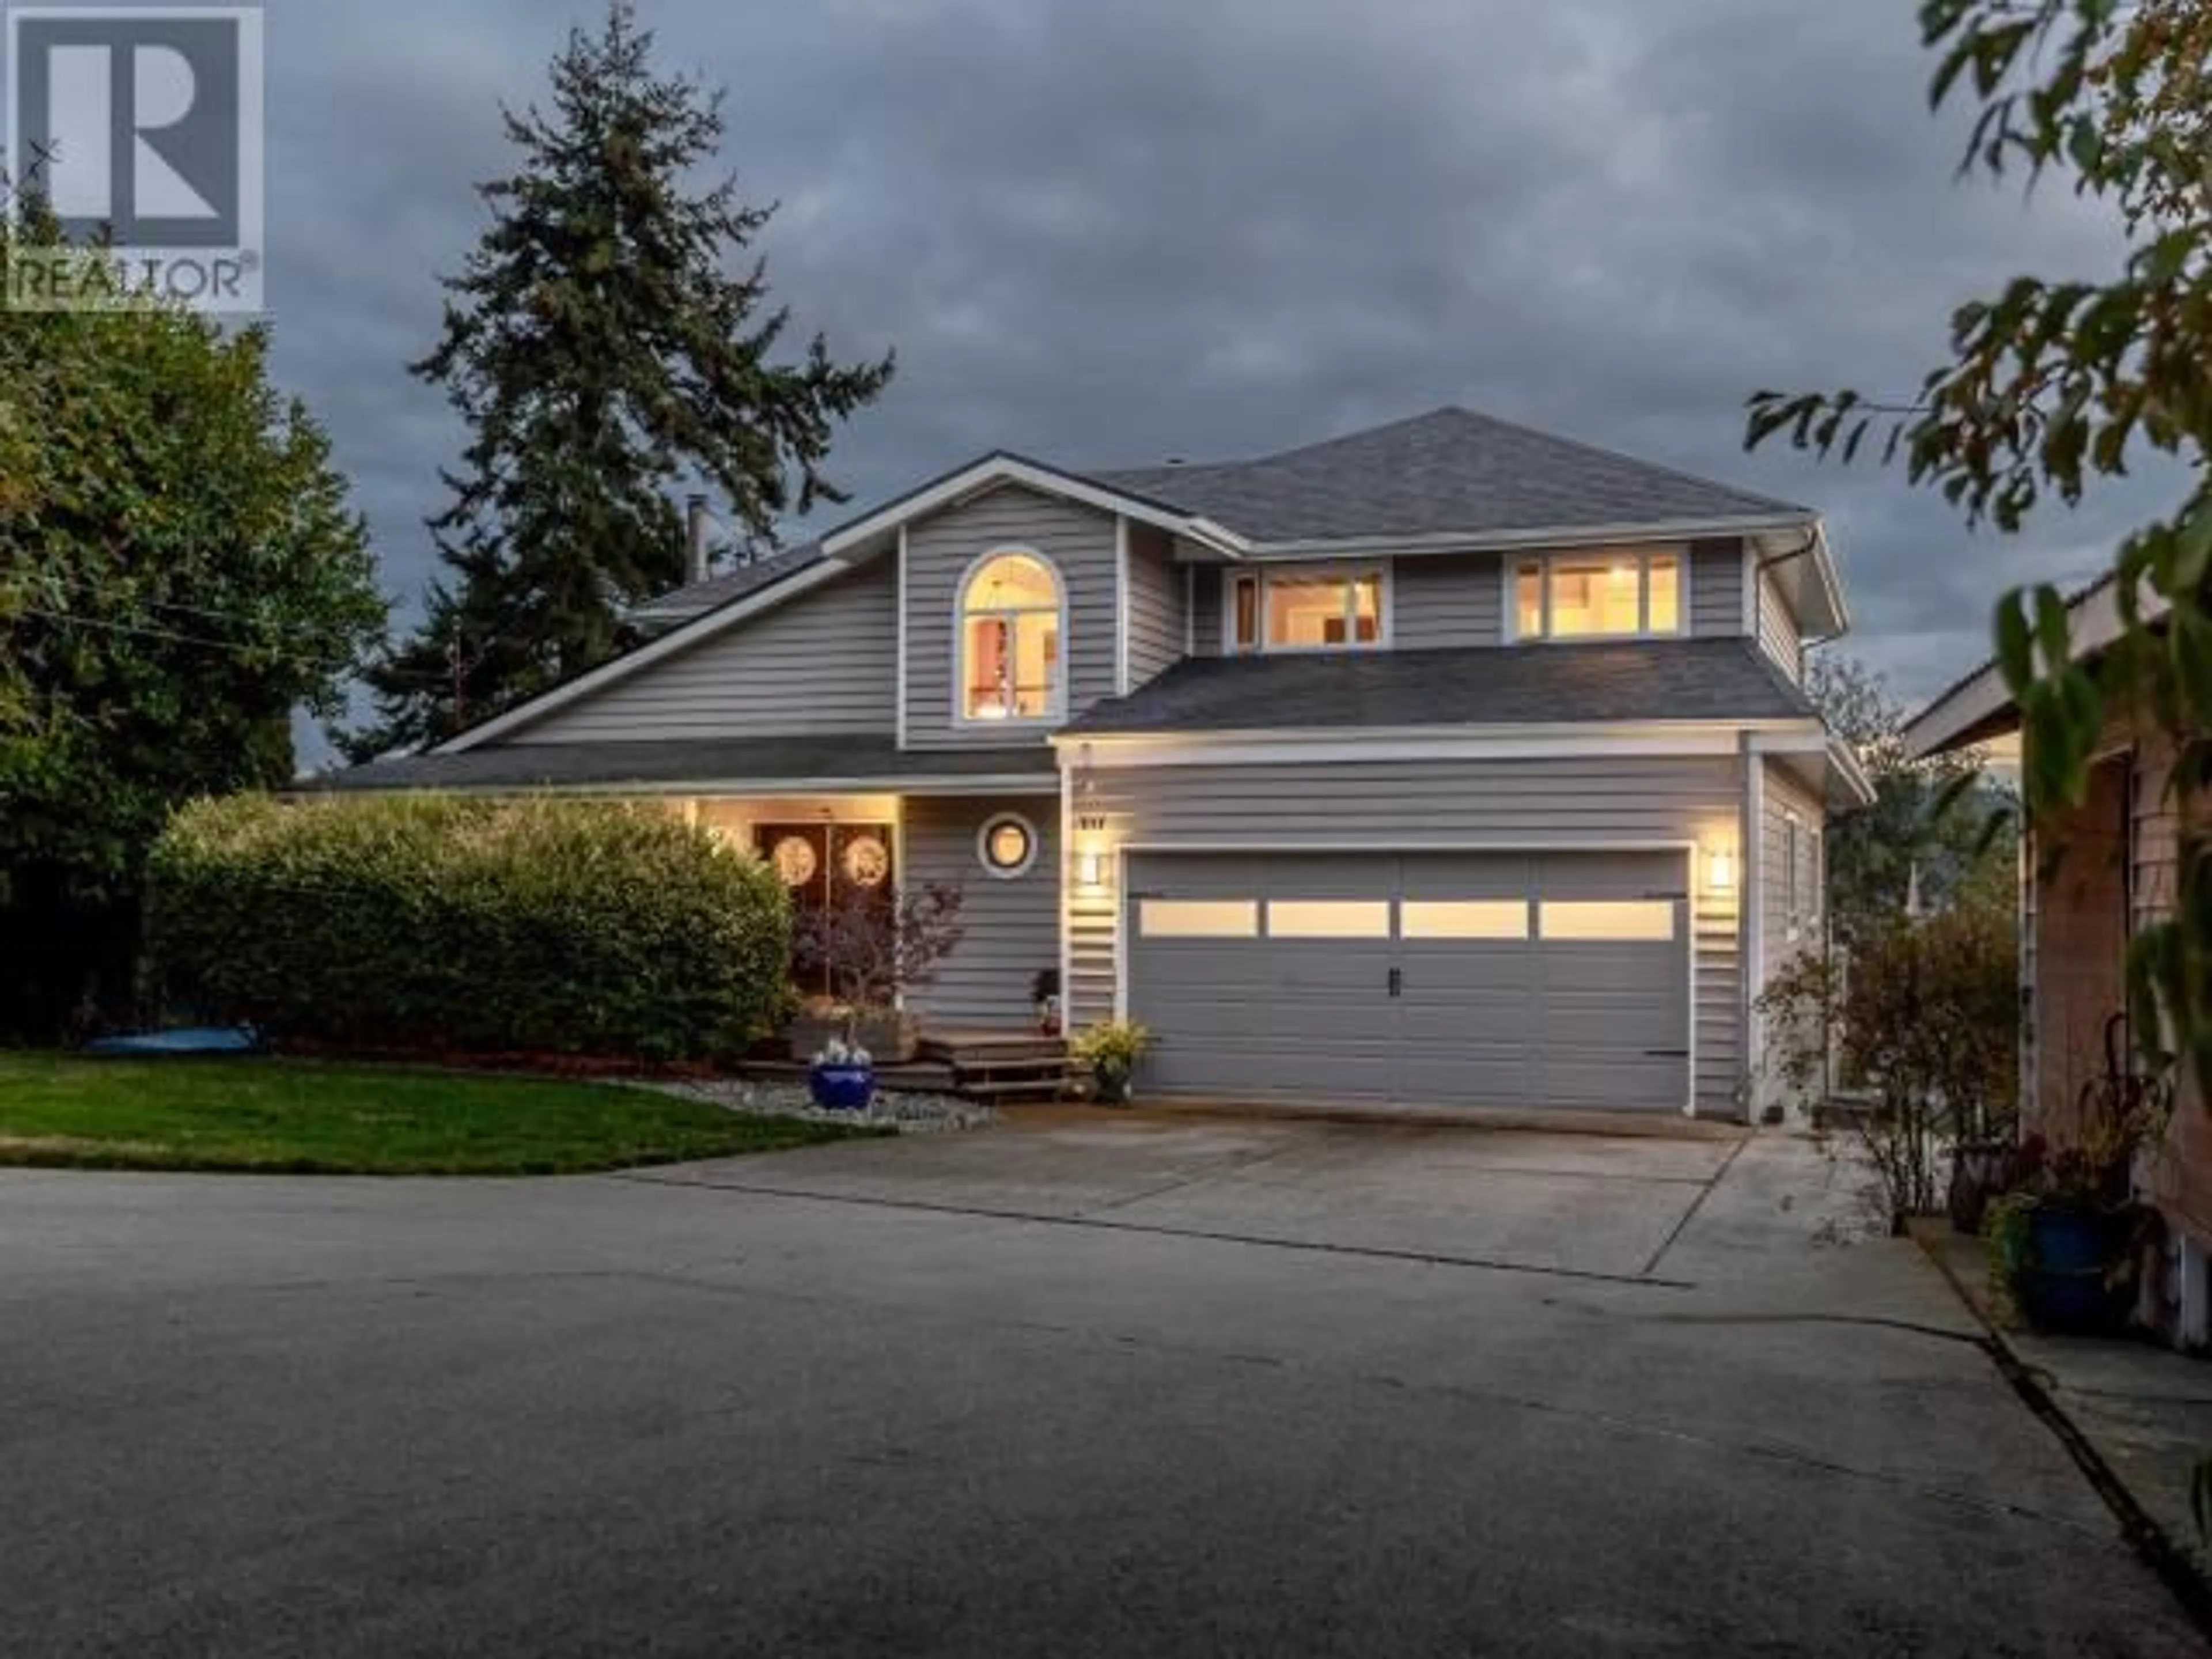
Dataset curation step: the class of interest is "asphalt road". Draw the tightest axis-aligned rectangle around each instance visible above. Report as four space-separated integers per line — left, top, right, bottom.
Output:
1 1118 2200 1657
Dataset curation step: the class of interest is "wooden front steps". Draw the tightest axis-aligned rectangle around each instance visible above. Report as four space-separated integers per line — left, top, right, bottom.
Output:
921 1031 1086 1104
741 1029 1086 1104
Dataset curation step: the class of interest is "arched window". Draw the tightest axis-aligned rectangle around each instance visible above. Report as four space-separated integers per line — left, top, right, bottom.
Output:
958 550 1064 722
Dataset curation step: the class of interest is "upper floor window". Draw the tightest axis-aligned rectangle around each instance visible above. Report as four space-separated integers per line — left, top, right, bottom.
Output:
959 550 1064 723
1511 551 1683 642
1227 568 1384 654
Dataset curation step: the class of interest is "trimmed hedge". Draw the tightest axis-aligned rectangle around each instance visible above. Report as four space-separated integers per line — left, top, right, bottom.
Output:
147 793 790 1062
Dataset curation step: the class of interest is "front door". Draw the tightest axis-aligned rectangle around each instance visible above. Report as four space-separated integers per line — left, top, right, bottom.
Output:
753 822 897 1000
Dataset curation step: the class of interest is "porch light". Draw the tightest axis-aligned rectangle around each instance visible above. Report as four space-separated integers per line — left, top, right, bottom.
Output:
1706 844 1737 895
1075 813 1109 892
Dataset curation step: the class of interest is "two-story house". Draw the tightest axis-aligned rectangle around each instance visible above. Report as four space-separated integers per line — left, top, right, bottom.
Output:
331 408 1869 1120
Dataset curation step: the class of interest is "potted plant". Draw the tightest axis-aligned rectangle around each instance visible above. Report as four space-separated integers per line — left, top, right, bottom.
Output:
791 881 967 1064
1075 1020 1152 1105
808 1033 876 1112
1985 1021 2171 1334
1984 1143 2142 1335
1031 968 1062 1037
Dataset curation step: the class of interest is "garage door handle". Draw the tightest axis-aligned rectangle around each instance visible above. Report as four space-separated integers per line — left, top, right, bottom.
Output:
1644 1048 1690 1059
1388 967 1403 999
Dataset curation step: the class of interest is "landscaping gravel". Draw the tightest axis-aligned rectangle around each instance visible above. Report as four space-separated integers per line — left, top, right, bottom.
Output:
650 1078 998 1135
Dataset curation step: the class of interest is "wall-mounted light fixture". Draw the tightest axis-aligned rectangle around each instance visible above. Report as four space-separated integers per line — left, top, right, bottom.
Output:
1075 813 1109 892
1706 844 1737 895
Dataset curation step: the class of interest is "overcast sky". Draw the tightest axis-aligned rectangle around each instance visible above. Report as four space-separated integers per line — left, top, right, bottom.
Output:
263 0 2165 711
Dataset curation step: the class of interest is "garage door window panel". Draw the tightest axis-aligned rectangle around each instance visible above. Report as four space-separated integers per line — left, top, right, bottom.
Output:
1538 901 1679 942
1138 899 1260 939
1400 900 1531 941
1268 900 1392 940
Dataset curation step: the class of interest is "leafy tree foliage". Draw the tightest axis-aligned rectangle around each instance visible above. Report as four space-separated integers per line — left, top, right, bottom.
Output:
351 1 893 757
0 207 385 1034
1806 653 2017 948
1748 0 2212 1087
1760 889 2020 1230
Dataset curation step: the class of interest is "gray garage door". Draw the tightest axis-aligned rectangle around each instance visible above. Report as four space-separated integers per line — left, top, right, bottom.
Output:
1126 851 1691 1111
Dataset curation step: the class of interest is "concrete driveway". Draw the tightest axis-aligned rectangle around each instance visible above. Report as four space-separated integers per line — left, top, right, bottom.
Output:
1 1115 2201 1657
628 1111 1749 1283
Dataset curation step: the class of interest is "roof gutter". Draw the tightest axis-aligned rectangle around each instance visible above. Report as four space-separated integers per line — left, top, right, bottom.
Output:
1237 512 1818 562
1755 522 1850 646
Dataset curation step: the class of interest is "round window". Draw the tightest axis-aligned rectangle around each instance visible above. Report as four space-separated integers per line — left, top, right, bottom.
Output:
771 834 819 888
976 813 1038 880
842 834 891 888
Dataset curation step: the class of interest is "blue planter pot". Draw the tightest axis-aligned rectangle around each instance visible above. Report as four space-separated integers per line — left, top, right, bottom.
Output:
808 1062 876 1113
2018 1207 2132 1335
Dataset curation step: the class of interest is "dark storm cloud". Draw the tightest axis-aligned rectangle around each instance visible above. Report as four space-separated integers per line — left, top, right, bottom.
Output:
259 0 2171 717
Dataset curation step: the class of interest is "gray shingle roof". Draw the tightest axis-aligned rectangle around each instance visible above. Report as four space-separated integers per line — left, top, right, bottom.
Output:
1063 638 1817 736
631 407 1813 615
1086 407 1809 544
312 735 1056 794
628 541 825 621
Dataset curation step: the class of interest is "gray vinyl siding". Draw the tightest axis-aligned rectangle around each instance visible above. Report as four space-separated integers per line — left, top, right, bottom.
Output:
1070 755 1747 1117
1393 553 1503 649
1188 564 1222 656
1124 525 1187 691
902 796 1060 1027
509 558 896 745
1753 762 1825 1112
903 485 1118 750
1760 762 1825 988
1690 540 1748 638
1758 570 1805 682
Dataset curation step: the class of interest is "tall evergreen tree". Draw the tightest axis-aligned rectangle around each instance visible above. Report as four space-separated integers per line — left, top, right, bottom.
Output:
350 2 892 757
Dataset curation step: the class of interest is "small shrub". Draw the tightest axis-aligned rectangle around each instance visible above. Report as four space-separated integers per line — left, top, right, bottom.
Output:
1760 893 2019 1230
147 793 790 1062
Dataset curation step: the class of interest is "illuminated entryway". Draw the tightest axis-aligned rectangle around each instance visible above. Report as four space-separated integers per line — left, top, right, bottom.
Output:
1126 850 1692 1111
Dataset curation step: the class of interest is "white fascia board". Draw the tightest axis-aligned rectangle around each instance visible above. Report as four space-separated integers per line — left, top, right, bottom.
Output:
819 457 1248 560
895 526 911 750
1113 515 1131 698
1239 513 1816 563
1055 719 1824 770
395 773 1063 800
435 556 863 753
1810 522 1851 639
1903 577 2169 760
1749 522 1849 644
1827 739 1878 810
1748 730 1878 812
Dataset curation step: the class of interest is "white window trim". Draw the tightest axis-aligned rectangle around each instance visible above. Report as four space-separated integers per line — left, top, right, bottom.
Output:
1501 549 1692 645
1782 809 1804 944
1219 563 1392 656
976 811 1041 880
952 545 1069 730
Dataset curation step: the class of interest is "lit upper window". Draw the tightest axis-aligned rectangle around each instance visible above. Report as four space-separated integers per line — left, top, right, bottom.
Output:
1512 552 1683 641
960 551 1063 722
1228 569 1383 653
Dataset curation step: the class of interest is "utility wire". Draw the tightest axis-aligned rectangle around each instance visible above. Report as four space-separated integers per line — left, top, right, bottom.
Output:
10 605 448 683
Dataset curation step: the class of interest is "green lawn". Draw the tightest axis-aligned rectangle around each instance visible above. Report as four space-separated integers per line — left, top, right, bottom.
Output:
0 1054 874 1176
